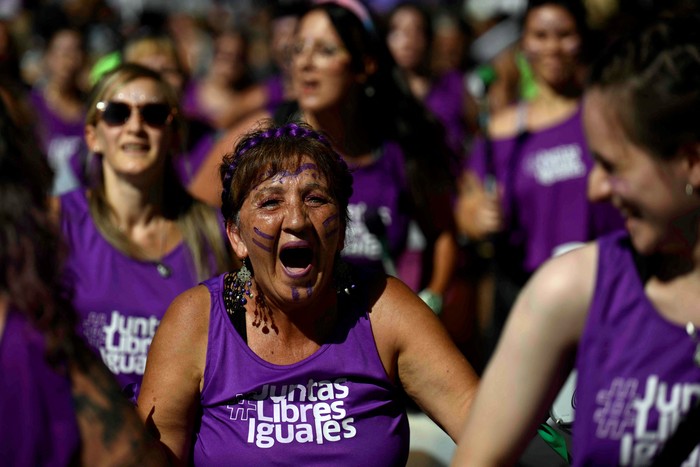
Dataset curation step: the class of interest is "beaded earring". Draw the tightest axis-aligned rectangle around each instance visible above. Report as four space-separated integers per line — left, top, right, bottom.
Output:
334 256 356 296
224 260 254 318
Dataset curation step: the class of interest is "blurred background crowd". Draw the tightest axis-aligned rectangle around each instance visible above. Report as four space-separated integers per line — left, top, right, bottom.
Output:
0 0 696 375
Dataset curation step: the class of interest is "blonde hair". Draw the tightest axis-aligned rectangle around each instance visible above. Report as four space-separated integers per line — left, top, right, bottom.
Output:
85 63 233 280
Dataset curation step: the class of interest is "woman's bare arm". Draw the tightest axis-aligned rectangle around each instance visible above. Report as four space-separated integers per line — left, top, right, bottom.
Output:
136 285 211 464
451 243 598 466
372 277 480 440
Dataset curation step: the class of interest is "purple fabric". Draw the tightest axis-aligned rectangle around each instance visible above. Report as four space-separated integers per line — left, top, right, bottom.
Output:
264 74 286 115
425 70 469 159
0 310 80 466
573 231 700 465
181 80 207 123
29 88 85 195
341 141 411 276
467 105 623 273
193 274 410 466
173 128 216 186
59 190 218 392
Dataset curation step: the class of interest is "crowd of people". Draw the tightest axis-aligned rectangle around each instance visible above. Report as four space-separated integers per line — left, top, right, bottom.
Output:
2 0 700 465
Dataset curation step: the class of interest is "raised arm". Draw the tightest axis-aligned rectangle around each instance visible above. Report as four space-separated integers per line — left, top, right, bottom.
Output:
372 277 479 440
136 285 210 464
451 242 598 466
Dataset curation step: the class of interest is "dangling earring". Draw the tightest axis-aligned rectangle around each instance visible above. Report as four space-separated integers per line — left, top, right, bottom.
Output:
225 259 254 316
686 183 695 196
334 255 356 296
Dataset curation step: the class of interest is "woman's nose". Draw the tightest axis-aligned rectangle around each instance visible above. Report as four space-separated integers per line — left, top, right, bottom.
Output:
587 164 612 203
285 201 310 230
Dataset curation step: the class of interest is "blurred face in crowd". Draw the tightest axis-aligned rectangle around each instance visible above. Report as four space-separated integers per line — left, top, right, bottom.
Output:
521 4 581 90
45 29 84 86
584 89 698 256
86 77 174 184
130 53 184 97
291 9 357 114
211 31 247 86
387 5 428 72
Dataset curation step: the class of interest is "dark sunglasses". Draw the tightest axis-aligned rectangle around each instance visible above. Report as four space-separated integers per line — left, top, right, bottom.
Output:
96 101 174 128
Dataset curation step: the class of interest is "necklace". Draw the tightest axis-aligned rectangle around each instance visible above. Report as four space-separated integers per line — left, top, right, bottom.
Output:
155 218 171 279
685 322 700 367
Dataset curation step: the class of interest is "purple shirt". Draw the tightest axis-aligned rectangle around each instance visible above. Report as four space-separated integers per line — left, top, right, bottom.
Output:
468 105 623 273
342 141 411 275
193 274 410 466
426 70 469 159
573 232 700 465
0 310 80 466
30 88 85 196
60 190 213 392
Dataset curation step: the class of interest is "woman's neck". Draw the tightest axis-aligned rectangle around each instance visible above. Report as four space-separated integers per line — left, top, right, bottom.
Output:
102 170 165 230
301 108 374 159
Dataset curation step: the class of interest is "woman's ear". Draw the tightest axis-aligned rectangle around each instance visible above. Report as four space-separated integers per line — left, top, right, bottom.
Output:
84 125 101 153
679 142 700 189
357 56 378 84
226 220 248 259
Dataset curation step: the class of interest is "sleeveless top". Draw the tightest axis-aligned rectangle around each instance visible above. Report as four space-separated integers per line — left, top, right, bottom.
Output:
29 88 85 196
573 231 700 465
467 105 623 274
60 190 210 393
0 309 80 466
342 141 411 277
193 274 410 466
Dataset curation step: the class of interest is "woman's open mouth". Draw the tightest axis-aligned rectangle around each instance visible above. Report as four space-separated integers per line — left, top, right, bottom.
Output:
280 246 314 278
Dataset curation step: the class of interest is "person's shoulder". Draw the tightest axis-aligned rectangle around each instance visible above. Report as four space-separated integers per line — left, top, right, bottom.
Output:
525 241 599 313
160 283 213 337
56 189 89 221
487 104 522 139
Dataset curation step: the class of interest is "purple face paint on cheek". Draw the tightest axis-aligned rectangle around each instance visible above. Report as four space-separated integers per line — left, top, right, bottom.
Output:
253 227 273 252
322 213 339 238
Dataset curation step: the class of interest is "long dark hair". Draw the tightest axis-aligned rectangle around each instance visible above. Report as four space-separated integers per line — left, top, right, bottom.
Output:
588 13 700 160
0 90 78 366
307 2 457 239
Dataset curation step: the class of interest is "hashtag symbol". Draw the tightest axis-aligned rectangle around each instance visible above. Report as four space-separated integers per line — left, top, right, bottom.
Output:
227 395 257 421
593 377 638 439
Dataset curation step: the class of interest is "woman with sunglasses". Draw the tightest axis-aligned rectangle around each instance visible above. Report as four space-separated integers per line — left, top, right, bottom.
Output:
57 63 233 399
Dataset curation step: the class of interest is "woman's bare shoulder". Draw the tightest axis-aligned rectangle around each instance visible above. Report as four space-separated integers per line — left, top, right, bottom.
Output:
487 104 522 139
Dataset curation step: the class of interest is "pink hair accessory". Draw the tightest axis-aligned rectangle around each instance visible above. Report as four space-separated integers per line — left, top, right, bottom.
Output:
314 0 375 32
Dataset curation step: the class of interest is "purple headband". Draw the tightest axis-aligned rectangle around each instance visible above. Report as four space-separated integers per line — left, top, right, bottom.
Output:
314 0 375 33
220 122 347 209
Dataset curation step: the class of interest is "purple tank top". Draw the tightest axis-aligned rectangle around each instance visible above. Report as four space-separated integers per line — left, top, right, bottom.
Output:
60 190 209 393
29 89 85 196
0 310 80 466
193 274 410 466
425 70 468 158
342 141 411 275
573 232 700 465
467 105 623 273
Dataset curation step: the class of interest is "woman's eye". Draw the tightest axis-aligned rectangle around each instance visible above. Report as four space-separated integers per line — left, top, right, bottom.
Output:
260 198 281 208
319 45 339 56
306 194 328 205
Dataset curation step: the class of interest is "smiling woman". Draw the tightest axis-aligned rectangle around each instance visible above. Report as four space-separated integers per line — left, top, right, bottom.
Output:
56 63 233 400
136 120 479 465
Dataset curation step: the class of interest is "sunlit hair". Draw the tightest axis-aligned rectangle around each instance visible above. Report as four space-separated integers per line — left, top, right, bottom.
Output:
588 14 700 160
85 63 232 280
220 120 353 228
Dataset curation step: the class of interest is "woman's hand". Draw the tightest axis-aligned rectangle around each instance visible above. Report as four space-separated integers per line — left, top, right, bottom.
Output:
455 171 503 241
